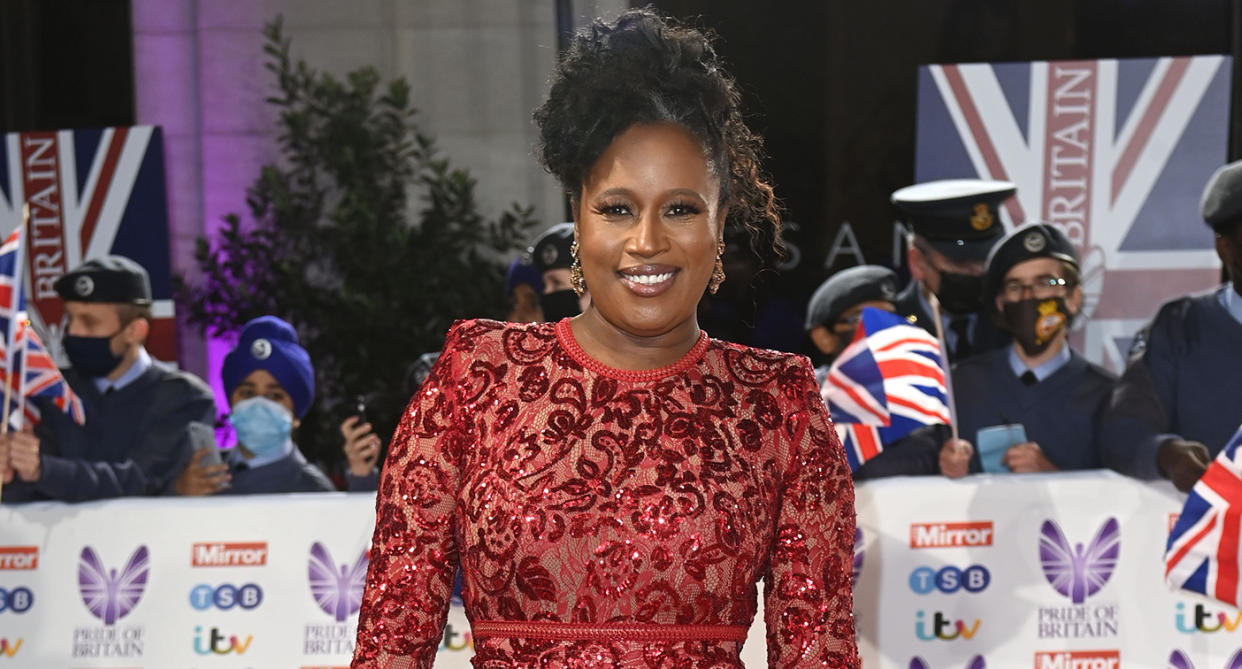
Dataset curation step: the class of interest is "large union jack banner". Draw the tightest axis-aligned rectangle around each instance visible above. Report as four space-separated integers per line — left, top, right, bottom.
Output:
0 126 177 364
916 56 1230 372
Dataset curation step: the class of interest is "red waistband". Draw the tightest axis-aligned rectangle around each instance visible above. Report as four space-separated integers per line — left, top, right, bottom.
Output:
472 620 749 643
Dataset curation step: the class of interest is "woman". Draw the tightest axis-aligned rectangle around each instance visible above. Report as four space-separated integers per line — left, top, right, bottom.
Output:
352 10 857 668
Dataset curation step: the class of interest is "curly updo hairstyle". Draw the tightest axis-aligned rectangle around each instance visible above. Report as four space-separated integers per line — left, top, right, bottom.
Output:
534 8 782 256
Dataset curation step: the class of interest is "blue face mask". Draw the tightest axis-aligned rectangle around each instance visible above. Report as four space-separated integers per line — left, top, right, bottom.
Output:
229 396 294 460
64 331 125 378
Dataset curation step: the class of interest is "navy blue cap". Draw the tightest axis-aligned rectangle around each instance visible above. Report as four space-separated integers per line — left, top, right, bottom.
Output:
54 255 152 305
505 257 544 296
222 316 315 418
984 222 1079 303
529 222 575 272
1201 160 1242 233
805 265 899 331
892 179 1015 261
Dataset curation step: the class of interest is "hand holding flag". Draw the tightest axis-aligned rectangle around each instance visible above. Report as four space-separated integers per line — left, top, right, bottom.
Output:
820 307 951 471
1165 424 1242 606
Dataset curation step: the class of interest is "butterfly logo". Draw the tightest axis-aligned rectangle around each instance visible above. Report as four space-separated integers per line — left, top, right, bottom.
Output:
910 656 985 669
308 542 368 622
77 545 150 625
1038 517 1120 604
1168 649 1242 669
852 527 864 586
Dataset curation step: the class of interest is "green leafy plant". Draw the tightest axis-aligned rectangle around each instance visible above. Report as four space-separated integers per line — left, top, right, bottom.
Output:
177 17 536 471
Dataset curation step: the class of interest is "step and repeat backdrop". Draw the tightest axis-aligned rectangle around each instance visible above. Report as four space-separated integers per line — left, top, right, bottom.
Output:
1 472 1240 668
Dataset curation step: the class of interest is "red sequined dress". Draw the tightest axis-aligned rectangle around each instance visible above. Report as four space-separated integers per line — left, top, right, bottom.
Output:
352 319 858 668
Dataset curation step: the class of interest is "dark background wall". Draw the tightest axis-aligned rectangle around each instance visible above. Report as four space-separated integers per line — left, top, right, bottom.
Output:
1 0 1235 353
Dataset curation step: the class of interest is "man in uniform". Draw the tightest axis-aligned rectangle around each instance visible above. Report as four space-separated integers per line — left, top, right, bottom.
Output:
892 179 1015 362
530 222 589 322
856 223 1115 479
804 264 900 387
1101 160 1242 492
0 256 215 502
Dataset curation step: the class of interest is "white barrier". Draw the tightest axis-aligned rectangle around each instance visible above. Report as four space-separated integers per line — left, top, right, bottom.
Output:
0 472 1235 668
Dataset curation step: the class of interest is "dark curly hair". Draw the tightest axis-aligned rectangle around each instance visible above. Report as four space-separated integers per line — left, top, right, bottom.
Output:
534 8 782 256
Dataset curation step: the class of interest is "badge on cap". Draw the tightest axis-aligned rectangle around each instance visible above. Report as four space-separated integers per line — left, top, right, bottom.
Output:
540 244 559 268
970 203 993 231
1023 231 1047 253
251 338 273 360
75 275 95 297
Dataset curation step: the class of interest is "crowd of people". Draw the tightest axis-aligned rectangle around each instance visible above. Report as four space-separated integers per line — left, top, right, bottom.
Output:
1 7 1239 667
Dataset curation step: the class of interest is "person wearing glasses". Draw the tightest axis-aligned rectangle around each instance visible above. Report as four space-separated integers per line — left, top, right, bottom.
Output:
858 223 1117 479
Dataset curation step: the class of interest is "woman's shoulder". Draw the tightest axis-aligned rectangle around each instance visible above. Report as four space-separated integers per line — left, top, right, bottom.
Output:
440 318 560 363
702 336 817 387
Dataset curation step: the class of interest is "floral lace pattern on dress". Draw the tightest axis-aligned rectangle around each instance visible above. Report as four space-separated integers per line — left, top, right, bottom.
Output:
352 319 859 668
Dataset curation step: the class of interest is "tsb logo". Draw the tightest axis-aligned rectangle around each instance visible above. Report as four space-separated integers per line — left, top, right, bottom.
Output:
910 565 990 594
0 547 37 570
0 588 33 614
910 521 994 548
1033 650 1120 669
189 583 263 611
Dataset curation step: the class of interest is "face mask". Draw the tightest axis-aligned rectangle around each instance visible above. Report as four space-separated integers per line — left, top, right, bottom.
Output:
935 271 985 315
540 289 581 322
64 331 126 378
229 396 294 459
1002 297 1070 357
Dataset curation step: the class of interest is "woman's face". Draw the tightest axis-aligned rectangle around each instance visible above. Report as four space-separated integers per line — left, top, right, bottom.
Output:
230 369 295 416
574 122 724 338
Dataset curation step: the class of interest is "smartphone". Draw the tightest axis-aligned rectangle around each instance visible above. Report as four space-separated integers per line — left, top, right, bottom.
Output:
975 424 1027 473
189 422 223 467
352 395 368 425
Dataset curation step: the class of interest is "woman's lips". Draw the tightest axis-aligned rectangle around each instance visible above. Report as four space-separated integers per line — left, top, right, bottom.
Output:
618 265 679 296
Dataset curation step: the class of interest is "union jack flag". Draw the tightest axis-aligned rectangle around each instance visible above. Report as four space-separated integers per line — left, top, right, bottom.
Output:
821 307 951 471
0 126 178 364
1165 424 1242 606
0 227 84 427
917 56 1230 373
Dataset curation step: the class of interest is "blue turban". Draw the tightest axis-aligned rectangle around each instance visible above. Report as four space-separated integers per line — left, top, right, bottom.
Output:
221 316 315 418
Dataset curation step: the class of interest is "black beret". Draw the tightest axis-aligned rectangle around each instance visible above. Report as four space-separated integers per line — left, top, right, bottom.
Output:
529 222 575 272
805 265 899 331
892 179 1016 262
984 222 1079 303
1201 160 1242 233
54 255 152 305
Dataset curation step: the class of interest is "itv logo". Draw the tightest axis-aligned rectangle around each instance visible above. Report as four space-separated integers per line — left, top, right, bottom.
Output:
0 638 20 658
193 626 253 655
914 610 981 641
1175 602 1242 633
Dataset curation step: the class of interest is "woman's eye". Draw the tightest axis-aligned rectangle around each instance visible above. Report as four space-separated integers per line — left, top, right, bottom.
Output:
667 202 700 217
597 203 631 217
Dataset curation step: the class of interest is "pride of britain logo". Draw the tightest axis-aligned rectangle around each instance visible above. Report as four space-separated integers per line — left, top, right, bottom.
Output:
1168 649 1242 668
1036 518 1120 639
303 542 369 658
73 545 150 659
910 657 985 669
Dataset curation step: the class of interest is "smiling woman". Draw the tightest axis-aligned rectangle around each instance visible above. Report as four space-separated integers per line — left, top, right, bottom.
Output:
351 9 858 669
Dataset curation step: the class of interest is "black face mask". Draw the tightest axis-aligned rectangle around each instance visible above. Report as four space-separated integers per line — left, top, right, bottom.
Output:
540 289 581 322
1001 297 1070 357
935 271 985 315
63 331 126 378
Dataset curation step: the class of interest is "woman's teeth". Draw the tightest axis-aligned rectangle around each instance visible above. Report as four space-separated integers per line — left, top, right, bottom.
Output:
628 272 674 285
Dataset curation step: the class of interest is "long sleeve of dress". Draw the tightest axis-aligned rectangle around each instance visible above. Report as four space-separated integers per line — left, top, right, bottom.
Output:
764 359 860 668
352 324 469 669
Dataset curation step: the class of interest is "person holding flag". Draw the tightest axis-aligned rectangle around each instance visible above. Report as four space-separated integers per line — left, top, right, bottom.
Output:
1 255 215 502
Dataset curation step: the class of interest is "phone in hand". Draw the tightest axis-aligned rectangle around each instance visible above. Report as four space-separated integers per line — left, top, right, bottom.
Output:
352 395 368 426
976 424 1027 473
189 422 223 468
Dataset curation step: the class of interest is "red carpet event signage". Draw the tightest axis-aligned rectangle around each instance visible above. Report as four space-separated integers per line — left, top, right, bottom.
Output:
0 126 178 363
2 474 1240 666
916 56 1231 373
